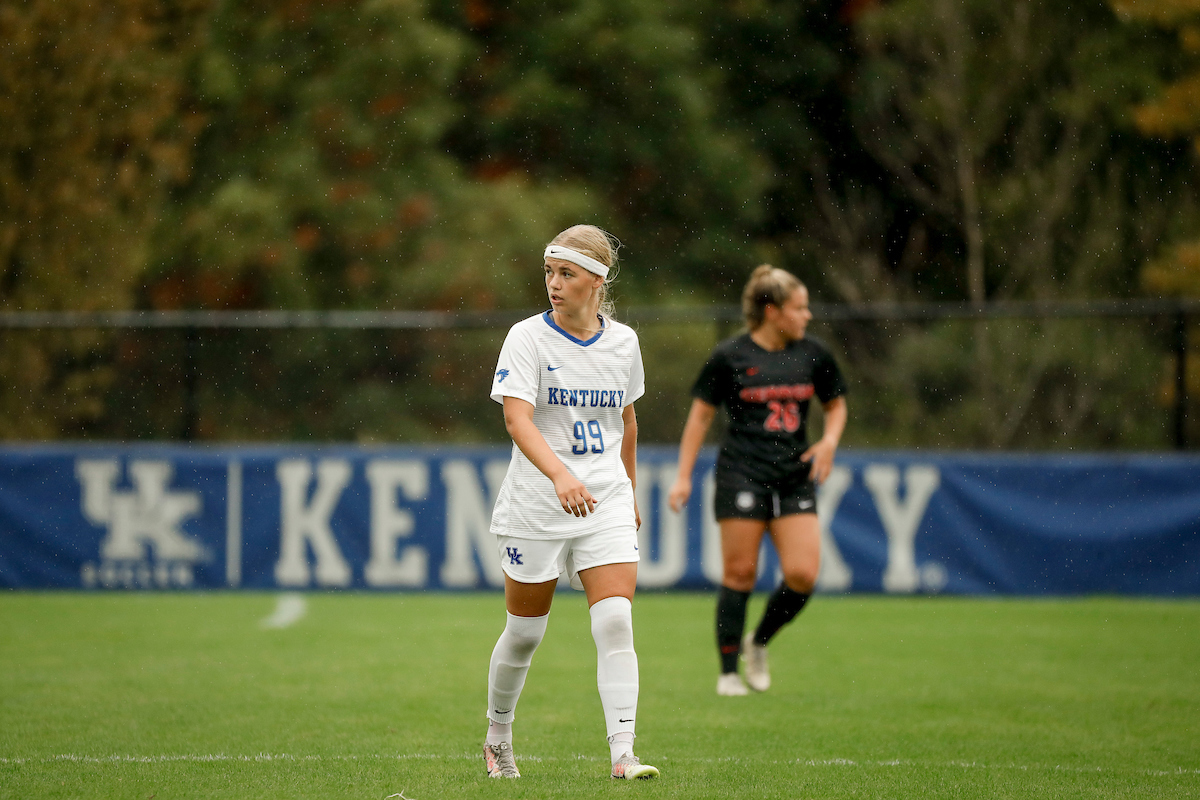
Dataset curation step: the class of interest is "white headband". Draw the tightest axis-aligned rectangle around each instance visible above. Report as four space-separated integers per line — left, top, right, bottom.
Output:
544 245 609 279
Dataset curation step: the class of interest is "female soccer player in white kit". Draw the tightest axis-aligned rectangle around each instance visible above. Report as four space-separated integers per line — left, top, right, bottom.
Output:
482 224 659 781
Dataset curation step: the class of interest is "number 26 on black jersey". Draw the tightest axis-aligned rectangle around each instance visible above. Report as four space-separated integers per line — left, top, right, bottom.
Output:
764 401 801 433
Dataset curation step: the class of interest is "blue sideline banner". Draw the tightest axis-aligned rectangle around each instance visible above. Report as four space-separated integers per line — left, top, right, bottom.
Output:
0 444 1197 595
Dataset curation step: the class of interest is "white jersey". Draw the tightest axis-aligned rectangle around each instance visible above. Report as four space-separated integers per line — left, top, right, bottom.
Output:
489 311 645 540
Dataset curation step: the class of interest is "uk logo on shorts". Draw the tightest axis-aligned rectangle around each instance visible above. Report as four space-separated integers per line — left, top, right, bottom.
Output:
736 491 756 511
505 547 523 565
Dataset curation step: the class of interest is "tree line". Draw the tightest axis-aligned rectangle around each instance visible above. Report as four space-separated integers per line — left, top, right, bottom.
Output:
1 0 1196 447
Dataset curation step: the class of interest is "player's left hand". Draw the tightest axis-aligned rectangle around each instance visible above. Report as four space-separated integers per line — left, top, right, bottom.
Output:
633 497 641 530
801 438 837 484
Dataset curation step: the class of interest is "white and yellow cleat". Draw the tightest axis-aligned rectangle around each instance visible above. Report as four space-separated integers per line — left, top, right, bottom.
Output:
611 752 659 780
716 672 750 696
483 741 520 778
741 634 771 692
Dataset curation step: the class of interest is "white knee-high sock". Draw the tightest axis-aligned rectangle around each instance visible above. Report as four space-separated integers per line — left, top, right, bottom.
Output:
590 596 638 760
487 612 548 734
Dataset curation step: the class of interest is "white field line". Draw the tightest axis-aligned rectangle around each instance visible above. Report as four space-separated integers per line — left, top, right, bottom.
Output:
0 754 1197 777
259 593 307 629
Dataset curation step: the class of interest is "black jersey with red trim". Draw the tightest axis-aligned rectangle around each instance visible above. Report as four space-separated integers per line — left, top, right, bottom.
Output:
691 333 847 485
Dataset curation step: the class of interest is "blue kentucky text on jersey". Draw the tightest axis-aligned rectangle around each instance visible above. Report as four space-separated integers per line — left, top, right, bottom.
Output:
546 387 625 408
495 368 510 383
505 547 523 565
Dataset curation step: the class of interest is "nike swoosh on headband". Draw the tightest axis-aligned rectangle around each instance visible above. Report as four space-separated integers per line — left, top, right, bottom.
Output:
544 245 609 278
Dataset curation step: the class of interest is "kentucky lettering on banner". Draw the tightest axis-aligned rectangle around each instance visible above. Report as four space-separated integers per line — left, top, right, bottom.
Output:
0 444 1197 594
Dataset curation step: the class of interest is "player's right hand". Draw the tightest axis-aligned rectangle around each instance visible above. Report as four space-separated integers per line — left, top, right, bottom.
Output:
554 473 597 517
667 476 691 514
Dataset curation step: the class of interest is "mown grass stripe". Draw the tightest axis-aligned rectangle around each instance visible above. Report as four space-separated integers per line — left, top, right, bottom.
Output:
2 754 1197 776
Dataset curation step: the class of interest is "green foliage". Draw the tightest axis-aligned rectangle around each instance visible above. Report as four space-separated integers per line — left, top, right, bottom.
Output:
126 0 608 440
157 0 596 313
849 0 1179 302
430 0 772 299
822 0 1190 447
0 0 210 436
2 0 1197 447
1108 1 1200 415
833 318 1174 449
697 0 884 297
2 593 1198 798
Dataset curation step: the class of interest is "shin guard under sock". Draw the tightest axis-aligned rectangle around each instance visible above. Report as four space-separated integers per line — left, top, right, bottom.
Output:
753 583 810 645
591 596 639 746
487 612 548 726
716 586 750 674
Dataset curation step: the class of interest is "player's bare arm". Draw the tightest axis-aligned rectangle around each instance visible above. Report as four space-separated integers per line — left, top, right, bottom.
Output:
801 395 847 484
668 398 717 512
621 403 641 530
502 396 597 516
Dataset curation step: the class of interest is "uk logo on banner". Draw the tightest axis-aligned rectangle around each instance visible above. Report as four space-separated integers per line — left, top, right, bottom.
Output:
75 459 206 588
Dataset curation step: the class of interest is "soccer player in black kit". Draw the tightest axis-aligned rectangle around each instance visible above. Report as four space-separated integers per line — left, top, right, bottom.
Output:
668 265 847 695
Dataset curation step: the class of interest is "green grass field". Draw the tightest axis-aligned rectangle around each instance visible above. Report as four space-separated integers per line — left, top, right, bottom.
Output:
1 592 1197 799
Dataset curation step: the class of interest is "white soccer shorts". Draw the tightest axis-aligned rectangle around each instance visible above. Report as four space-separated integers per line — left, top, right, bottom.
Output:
495 526 640 588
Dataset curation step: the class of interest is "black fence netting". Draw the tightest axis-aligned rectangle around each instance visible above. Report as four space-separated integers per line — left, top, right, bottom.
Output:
0 301 1195 450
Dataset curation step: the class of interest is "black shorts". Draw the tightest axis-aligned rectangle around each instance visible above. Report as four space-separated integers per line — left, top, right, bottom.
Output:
713 466 817 521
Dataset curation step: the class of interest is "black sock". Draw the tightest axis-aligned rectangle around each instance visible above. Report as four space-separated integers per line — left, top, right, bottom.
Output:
716 586 750 674
753 584 810 645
